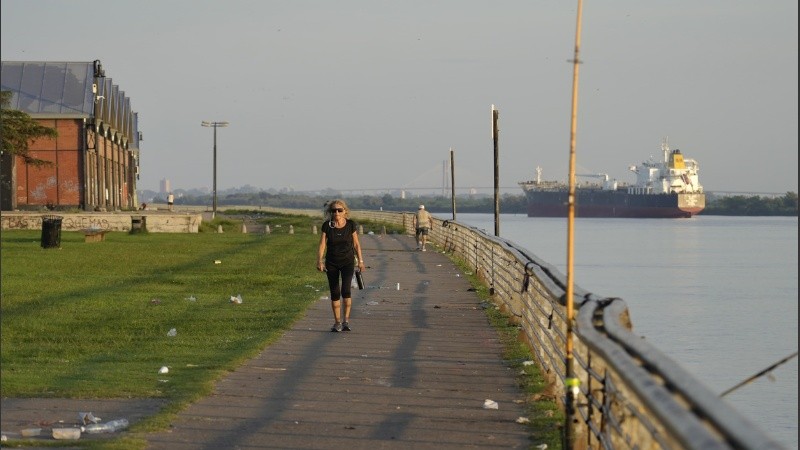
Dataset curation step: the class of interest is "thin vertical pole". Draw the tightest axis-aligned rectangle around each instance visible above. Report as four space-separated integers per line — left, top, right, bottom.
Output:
565 0 585 448
492 105 500 236
212 125 217 219
450 148 456 220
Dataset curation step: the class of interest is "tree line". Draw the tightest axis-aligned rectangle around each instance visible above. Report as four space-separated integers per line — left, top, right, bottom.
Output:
165 191 798 216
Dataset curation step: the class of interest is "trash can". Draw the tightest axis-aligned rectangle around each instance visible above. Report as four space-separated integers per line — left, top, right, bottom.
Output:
41 215 63 249
130 215 147 233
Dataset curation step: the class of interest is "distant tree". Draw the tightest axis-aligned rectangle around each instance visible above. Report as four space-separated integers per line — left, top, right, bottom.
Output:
703 192 798 216
0 90 59 166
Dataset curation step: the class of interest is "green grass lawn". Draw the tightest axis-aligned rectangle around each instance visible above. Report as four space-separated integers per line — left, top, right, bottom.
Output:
1 215 323 407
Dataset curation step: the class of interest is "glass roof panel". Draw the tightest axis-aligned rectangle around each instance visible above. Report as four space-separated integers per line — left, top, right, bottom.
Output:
0 61 94 115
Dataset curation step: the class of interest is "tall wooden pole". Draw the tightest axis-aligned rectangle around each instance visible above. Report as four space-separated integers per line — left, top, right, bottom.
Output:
565 0 585 448
492 105 500 236
450 148 456 220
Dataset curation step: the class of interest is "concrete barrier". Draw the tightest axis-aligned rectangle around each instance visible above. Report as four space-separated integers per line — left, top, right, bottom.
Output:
1 212 202 233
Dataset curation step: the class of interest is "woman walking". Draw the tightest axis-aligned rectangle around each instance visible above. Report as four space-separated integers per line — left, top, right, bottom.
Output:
317 199 365 332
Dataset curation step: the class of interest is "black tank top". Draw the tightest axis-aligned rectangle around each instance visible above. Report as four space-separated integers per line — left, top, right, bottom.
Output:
322 219 357 266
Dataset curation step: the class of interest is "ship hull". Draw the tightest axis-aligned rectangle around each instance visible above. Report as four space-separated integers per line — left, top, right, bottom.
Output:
523 190 705 218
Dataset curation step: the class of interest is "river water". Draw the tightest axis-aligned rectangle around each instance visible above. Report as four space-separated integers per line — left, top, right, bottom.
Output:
453 213 798 449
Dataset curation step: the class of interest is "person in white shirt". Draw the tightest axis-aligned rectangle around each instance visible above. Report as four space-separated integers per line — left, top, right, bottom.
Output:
412 204 432 251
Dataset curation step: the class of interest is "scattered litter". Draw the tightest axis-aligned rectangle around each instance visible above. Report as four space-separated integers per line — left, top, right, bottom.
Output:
214 260 222 264
78 412 101 425
522 360 534 366
167 328 177 337
516 417 530 424
535 444 548 450
396 283 400 290
367 301 379 306
483 399 499 410
83 418 129 434
230 294 243 304
436 264 442 267
1 435 6 441
150 298 161 305
21 428 41 437
320 296 330 301
158 379 169 383
158 366 169 374
52 428 81 440
186 295 197 302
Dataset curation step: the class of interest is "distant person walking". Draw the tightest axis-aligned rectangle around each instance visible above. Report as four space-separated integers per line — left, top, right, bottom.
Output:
317 199 365 332
413 204 432 251
167 193 174 211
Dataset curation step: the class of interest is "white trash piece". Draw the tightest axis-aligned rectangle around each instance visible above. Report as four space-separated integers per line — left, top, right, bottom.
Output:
158 366 169 374
483 399 499 410
78 412 101 424
52 428 81 440
230 294 243 304
167 328 177 337
84 418 129 434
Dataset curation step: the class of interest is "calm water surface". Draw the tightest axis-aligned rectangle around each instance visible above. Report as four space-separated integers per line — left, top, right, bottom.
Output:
455 214 798 449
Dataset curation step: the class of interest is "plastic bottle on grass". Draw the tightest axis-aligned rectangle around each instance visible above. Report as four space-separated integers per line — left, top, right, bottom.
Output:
84 419 129 434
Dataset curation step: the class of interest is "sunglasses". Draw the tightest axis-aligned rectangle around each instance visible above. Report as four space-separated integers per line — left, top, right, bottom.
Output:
330 208 345 213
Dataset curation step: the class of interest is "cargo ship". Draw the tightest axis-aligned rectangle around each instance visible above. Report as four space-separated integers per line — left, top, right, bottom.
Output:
518 139 705 218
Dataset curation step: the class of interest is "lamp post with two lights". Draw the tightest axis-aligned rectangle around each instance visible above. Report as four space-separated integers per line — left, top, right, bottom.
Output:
200 121 229 219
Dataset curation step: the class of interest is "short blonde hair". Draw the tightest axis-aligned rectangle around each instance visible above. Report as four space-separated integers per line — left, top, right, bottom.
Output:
328 199 350 217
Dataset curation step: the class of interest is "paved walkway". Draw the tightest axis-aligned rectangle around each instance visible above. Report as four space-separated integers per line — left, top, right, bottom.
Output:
146 233 530 449
2 233 532 449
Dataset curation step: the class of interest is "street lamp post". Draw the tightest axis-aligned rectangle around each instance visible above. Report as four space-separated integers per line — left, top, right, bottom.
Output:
201 121 229 219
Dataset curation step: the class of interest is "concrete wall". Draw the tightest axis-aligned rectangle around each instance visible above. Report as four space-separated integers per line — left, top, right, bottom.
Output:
0 212 201 233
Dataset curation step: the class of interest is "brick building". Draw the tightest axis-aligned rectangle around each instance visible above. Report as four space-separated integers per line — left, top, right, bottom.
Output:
0 60 141 211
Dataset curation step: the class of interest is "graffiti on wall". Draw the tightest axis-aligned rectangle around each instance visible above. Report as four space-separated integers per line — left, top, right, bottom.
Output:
1 215 112 230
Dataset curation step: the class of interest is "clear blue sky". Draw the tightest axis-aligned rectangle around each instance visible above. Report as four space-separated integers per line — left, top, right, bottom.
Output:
2 0 797 195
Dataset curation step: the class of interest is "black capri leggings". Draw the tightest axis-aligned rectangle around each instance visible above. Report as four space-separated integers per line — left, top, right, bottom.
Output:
325 261 355 301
